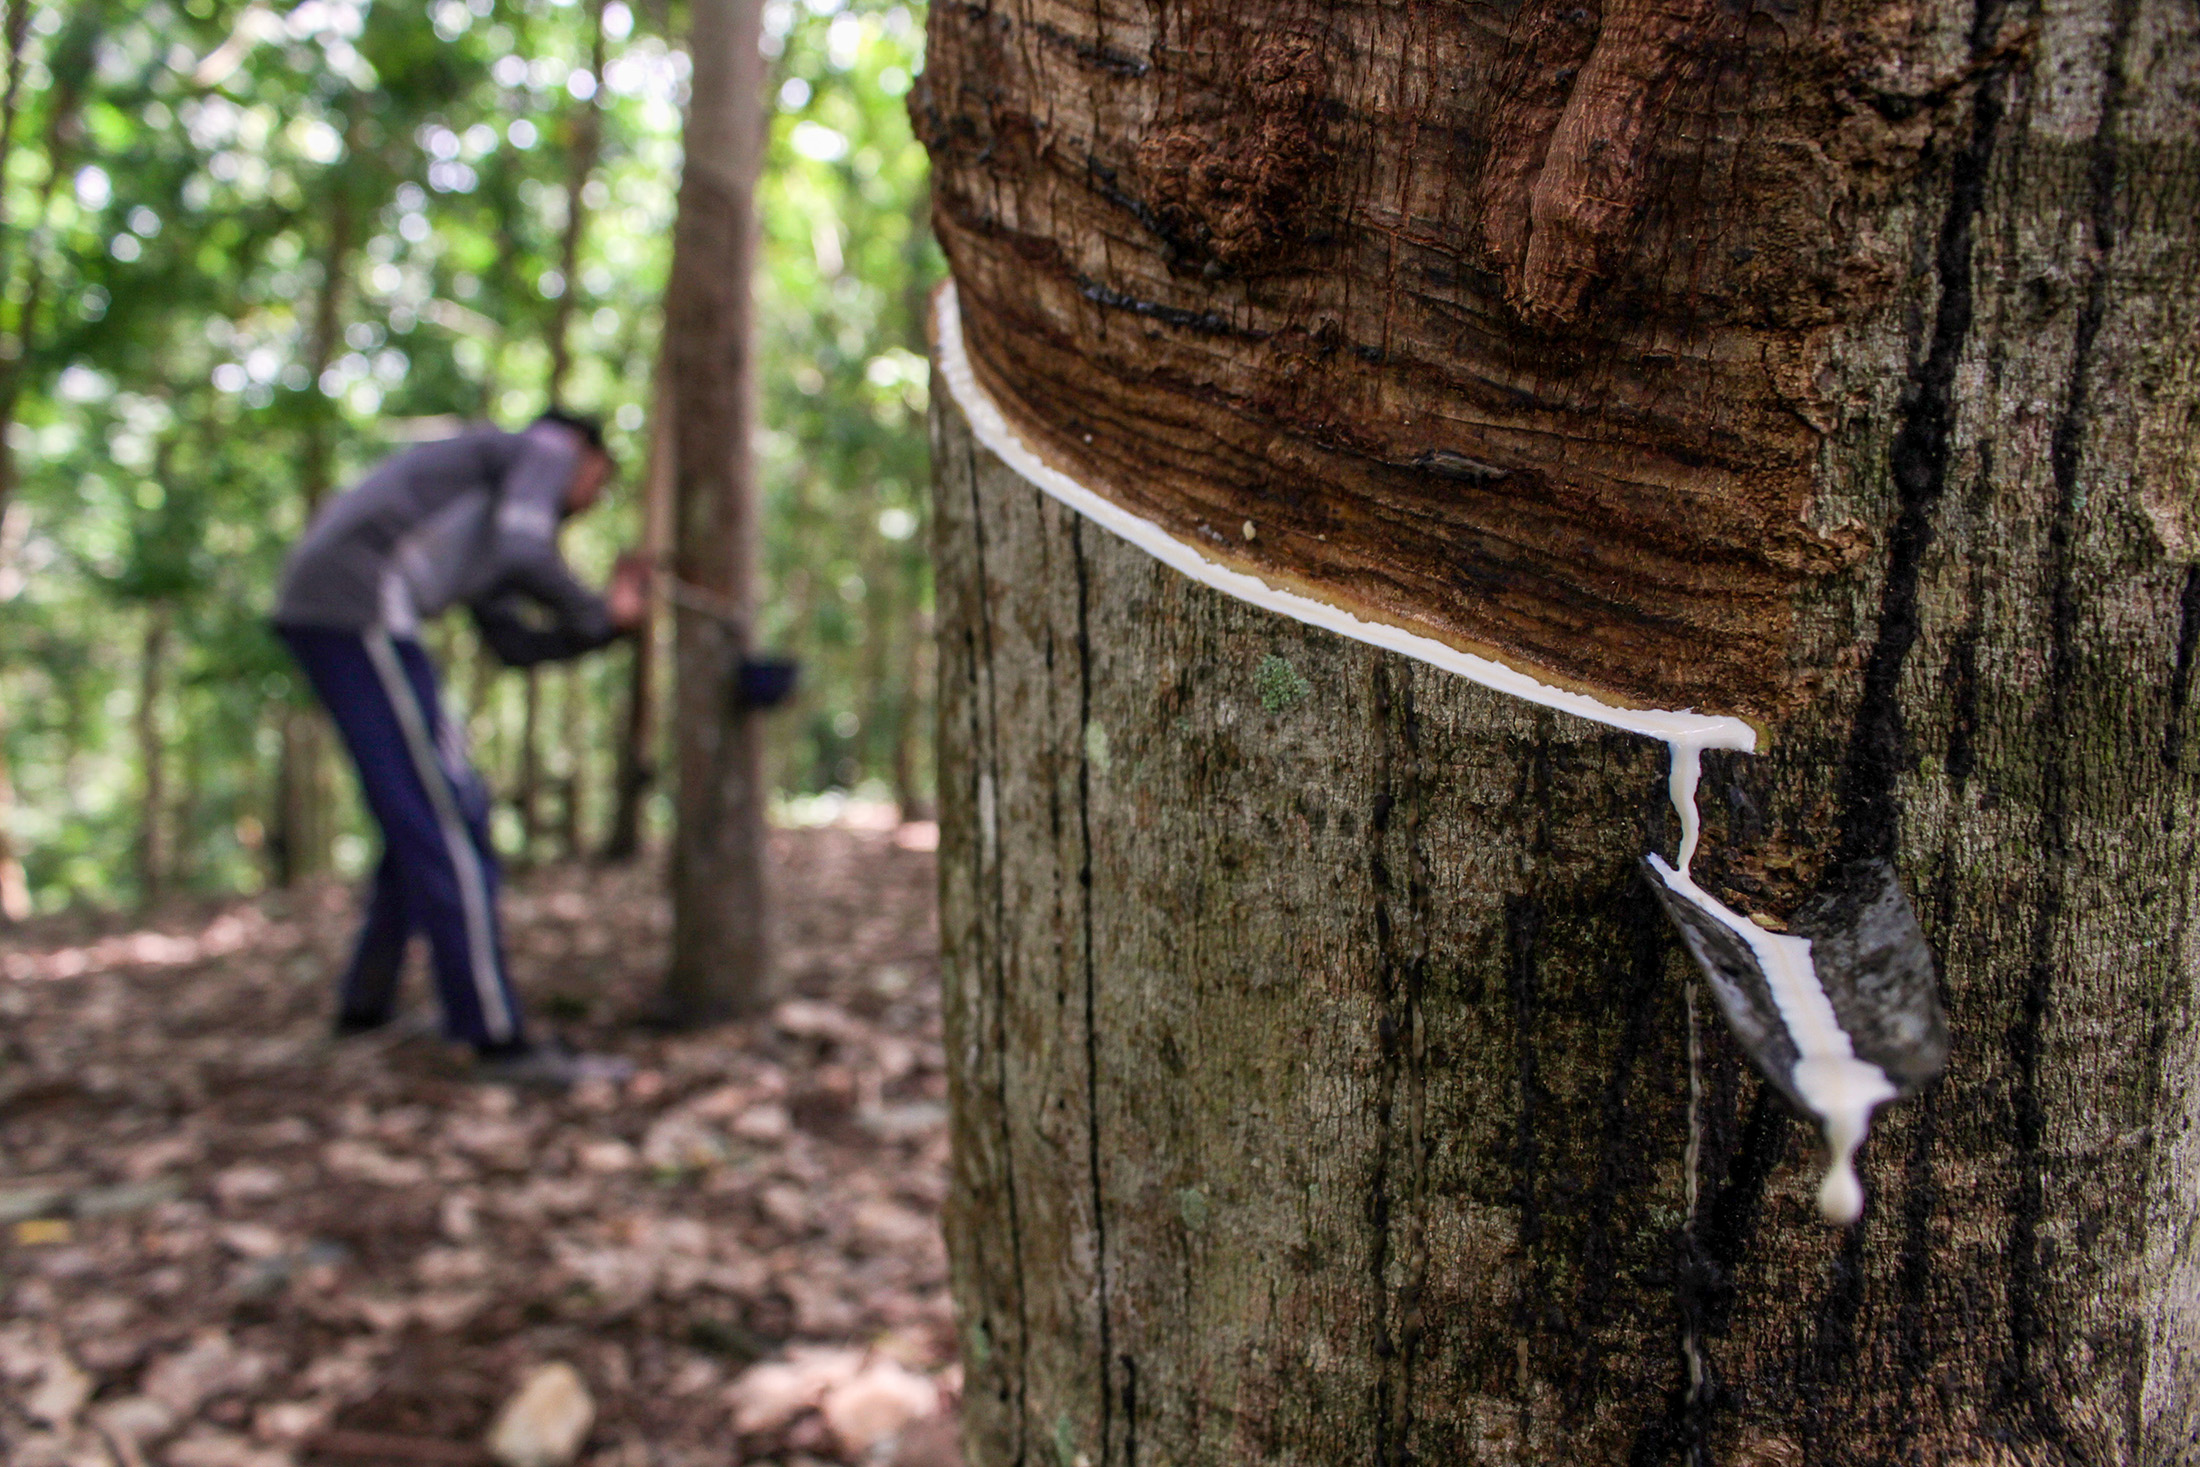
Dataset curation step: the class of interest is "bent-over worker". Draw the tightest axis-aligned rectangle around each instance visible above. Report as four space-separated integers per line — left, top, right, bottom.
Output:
271 409 646 1088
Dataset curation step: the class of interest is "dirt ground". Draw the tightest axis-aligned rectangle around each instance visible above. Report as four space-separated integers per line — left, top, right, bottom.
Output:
0 814 961 1467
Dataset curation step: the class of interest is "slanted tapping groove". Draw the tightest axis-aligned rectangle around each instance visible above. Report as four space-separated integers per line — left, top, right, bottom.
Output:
936 281 1921 1225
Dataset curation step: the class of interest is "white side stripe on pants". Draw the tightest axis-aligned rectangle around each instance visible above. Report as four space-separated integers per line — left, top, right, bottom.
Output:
363 630 514 1043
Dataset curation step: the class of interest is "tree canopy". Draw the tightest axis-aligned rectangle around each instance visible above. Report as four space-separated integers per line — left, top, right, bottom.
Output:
0 0 940 912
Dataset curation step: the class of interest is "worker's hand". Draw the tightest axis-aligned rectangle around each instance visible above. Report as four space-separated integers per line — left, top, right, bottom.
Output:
607 552 651 632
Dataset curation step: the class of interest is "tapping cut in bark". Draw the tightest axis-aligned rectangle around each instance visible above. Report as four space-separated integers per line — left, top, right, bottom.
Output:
936 280 1945 1223
931 283 1757 754
916 0 1962 1222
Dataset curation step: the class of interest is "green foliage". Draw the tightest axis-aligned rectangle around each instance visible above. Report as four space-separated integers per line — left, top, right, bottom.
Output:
0 0 939 912
756 0 938 798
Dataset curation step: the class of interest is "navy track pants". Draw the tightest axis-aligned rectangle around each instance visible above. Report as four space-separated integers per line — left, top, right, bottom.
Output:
278 625 525 1048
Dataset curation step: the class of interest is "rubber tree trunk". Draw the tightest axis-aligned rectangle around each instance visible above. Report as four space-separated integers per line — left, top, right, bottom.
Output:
0 6 91 926
890 595 933 822
664 0 770 1021
519 0 614 867
544 0 608 409
606 369 675 862
273 143 357 887
515 666 542 864
920 0 2200 1460
0 731 26 922
134 605 168 908
558 663 586 859
0 8 24 927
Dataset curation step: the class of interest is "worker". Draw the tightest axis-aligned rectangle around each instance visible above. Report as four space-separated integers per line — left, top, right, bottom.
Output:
271 409 646 1088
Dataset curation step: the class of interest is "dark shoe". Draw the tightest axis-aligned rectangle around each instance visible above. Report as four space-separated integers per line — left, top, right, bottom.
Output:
334 1010 389 1039
332 1010 437 1043
473 1040 636 1092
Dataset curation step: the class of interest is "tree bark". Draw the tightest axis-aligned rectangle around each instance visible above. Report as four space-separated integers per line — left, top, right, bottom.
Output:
135 605 169 908
0 505 22 923
272 707 333 887
273 142 358 887
663 0 770 1020
0 3 89 925
890 597 933 822
467 629 501 800
515 664 542 864
545 0 609 408
558 662 586 859
606 377 675 862
522 3 613 867
171 703 203 895
922 0 2200 1459
0 726 24 920
891 183 939 825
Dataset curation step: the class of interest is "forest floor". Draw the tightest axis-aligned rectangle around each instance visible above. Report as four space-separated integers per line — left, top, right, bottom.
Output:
0 810 960 1467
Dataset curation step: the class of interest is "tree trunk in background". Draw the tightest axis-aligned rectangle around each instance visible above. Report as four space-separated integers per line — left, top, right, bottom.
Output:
890 597 931 822
546 0 609 408
559 662 586 858
0 0 78 529
663 0 769 1022
0 5 90 925
272 708 333 887
0 729 25 921
861 531 893 792
273 147 357 888
0 2 27 925
880 542 932 822
891 180 937 824
606 381 675 861
516 667 542 865
134 606 168 907
466 632 500 794
513 665 542 859
172 709 202 894
922 0 2200 1461
520 0 613 866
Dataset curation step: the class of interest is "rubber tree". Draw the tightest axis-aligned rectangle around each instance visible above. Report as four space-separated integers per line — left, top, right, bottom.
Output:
915 0 2200 1461
663 0 771 1021
532 0 612 861
604 383 673 863
271 108 361 888
0 0 95 922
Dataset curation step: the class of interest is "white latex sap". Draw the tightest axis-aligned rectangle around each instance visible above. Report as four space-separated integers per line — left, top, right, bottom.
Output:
935 280 1894 1224
1644 745 1898 1226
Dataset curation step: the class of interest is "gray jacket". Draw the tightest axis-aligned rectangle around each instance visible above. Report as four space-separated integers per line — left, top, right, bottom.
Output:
273 422 617 664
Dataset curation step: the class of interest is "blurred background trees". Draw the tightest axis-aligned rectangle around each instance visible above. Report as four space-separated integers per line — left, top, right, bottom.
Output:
0 0 939 916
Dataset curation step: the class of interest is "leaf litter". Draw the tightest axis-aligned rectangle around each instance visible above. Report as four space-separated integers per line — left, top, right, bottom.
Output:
0 819 960 1467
